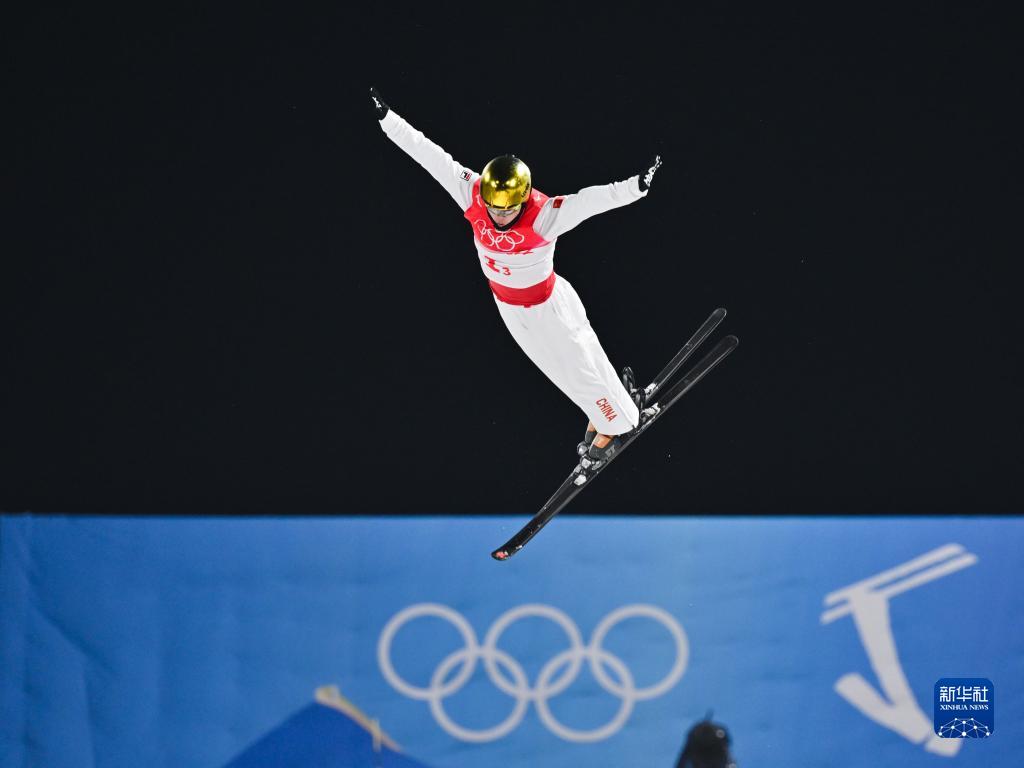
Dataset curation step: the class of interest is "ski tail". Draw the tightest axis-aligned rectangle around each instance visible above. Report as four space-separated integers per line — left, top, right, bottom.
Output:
491 472 587 560
645 308 726 400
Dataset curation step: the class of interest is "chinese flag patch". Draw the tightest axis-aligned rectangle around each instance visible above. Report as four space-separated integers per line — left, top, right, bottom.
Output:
553 197 564 208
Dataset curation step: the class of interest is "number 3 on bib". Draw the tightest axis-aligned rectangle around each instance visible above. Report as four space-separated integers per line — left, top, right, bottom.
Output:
486 258 511 277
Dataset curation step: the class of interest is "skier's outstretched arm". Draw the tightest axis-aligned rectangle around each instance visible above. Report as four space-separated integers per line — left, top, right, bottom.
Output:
370 87 477 211
533 155 663 240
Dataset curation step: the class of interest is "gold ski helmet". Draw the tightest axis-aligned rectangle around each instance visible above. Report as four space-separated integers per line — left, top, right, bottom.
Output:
480 155 531 211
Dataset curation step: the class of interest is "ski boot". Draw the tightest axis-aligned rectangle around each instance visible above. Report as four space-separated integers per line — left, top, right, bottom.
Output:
583 434 621 469
621 365 646 411
623 365 663 428
579 425 598 455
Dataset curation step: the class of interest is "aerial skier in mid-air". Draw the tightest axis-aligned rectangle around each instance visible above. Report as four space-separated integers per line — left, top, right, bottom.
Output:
370 87 737 559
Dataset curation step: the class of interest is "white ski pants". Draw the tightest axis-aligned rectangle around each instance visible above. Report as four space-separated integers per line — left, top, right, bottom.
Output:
494 276 639 436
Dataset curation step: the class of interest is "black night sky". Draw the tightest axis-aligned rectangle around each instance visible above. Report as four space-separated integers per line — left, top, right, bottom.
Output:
4 5 1021 516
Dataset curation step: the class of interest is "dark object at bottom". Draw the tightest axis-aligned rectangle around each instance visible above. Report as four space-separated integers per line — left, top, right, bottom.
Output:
676 718 737 768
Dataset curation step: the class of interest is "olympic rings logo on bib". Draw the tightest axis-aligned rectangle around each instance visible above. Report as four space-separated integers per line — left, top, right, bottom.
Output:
377 603 689 743
474 219 526 252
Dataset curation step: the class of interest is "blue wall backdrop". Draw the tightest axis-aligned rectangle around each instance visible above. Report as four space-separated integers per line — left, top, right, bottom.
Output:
2 515 1021 767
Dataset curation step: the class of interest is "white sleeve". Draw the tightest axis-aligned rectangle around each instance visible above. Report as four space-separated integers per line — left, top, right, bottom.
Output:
532 176 648 240
378 110 477 211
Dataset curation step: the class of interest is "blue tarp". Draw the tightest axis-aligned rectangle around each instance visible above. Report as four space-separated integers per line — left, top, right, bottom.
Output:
225 698 435 767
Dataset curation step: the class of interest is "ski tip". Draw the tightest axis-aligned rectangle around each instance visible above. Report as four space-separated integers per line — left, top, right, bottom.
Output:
491 549 511 561
714 307 727 316
725 334 739 347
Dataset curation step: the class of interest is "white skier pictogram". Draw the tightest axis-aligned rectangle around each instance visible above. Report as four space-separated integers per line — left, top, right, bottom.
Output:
821 543 978 757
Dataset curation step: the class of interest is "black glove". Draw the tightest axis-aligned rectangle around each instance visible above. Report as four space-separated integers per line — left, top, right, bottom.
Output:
370 86 389 120
638 154 662 191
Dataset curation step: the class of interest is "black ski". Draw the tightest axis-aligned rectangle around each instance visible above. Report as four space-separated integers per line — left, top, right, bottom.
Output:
491 328 738 561
645 307 726 401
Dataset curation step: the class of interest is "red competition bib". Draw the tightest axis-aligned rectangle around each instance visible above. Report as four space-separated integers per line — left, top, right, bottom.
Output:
464 180 556 306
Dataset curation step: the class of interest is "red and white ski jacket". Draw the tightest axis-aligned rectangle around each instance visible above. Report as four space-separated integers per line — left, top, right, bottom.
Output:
379 110 647 306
